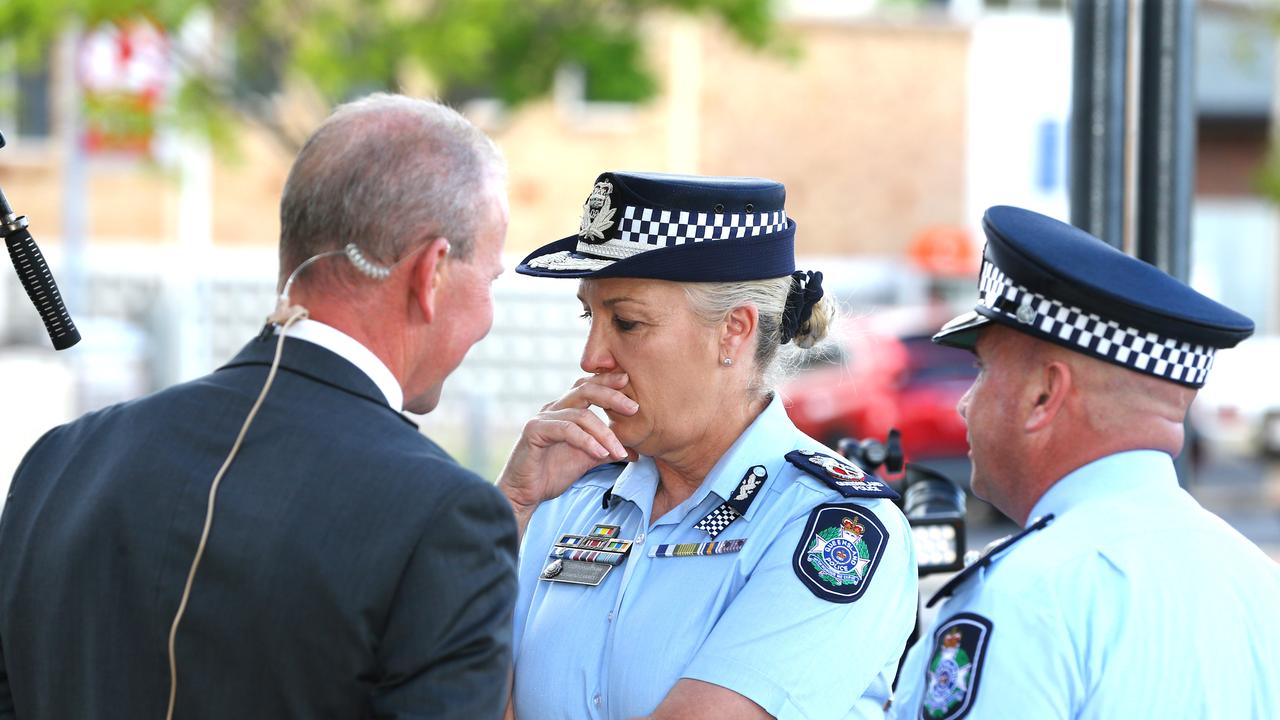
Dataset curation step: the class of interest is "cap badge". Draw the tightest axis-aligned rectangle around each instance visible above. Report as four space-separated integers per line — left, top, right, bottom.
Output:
1015 295 1036 325
578 180 617 244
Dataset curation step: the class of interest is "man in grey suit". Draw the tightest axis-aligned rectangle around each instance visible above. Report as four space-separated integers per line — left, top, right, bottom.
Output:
0 94 517 719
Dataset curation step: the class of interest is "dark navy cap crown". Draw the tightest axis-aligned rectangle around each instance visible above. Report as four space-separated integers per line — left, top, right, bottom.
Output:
934 205 1254 388
516 171 797 281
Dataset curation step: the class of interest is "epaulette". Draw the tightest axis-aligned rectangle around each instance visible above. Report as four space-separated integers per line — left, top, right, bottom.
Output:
785 449 900 500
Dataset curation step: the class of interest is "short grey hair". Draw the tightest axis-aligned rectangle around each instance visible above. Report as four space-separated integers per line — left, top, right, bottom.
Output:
278 93 506 286
684 278 835 396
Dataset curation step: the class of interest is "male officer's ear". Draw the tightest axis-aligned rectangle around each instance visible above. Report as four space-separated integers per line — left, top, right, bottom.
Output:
410 237 452 323
1025 359 1072 433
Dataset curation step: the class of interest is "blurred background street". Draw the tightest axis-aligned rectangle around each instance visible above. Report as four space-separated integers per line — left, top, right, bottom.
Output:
2 0 1278 585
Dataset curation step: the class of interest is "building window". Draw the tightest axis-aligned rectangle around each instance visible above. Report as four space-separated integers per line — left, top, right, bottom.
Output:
0 44 53 142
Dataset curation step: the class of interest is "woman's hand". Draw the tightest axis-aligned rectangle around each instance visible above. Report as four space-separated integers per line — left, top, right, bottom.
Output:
497 372 637 538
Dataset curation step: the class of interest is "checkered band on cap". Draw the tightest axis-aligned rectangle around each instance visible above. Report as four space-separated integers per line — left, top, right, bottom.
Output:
694 504 742 539
977 260 1217 386
595 206 790 258
527 206 790 272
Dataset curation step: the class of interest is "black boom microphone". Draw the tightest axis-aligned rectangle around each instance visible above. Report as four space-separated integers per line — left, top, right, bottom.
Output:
0 129 81 350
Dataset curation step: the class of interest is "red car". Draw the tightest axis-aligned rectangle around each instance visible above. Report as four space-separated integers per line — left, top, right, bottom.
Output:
782 308 977 465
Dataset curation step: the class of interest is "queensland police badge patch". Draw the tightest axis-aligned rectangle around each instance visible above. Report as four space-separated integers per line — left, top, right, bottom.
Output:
920 613 993 720
792 503 888 603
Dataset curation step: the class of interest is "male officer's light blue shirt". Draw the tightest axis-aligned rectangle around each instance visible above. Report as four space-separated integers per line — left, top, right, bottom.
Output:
892 450 1280 719
511 395 917 719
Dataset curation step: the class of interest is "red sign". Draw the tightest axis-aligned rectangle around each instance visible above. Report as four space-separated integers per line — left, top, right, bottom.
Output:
77 20 169 155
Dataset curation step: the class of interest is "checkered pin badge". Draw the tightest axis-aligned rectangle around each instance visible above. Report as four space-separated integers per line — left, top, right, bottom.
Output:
694 465 768 539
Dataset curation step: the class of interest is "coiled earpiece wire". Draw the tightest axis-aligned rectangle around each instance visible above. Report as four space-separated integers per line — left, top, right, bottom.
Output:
164 240 411 720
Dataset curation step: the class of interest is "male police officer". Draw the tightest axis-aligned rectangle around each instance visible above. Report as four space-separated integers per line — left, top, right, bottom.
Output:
892 206 1280 719
0 95 517 719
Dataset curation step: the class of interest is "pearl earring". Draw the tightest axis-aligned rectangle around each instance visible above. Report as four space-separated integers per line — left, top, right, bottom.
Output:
722 357 733 367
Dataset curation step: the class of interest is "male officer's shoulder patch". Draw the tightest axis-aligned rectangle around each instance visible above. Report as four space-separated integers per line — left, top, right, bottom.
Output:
785 449 900 500
919 613 993 720
792 502 888 603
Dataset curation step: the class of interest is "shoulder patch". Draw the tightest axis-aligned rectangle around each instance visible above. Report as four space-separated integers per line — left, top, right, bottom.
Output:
792 502 889 603
785 449 900 500
920 613 993 720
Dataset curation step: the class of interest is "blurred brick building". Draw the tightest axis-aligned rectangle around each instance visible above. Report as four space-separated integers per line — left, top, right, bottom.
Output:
0 7 971 260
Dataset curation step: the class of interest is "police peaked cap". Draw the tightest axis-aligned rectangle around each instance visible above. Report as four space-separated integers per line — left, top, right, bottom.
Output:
934 205 1254 388
516 171 797 281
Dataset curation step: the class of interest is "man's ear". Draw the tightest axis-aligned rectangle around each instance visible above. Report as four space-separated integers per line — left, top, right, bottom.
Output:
1025 360 1071 432
409 237 452 323
720 304 759 363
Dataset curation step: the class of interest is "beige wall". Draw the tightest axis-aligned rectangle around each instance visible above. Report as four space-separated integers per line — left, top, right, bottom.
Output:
697 20 968 255
1 14 971 262
496 15 970 257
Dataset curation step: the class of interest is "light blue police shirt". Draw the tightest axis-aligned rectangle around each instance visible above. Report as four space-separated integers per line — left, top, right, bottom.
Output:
511 395 918 719
892 450 1280 720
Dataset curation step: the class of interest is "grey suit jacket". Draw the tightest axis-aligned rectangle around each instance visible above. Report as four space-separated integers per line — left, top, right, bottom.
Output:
0 335 517 719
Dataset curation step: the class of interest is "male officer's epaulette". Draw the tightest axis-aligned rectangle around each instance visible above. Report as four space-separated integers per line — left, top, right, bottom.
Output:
784 449 899 500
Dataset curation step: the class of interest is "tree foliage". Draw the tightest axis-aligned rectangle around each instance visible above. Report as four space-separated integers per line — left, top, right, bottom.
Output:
0 0 779 151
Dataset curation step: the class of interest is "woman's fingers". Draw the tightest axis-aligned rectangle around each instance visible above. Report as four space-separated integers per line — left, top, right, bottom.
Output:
571 371 627 389
528 408 626 460
552 375 637 416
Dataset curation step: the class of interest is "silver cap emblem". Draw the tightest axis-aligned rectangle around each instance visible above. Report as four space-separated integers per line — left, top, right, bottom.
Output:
578 180 617 244
1016 295 1036 325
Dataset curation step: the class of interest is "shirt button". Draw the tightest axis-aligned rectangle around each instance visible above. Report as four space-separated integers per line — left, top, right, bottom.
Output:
607 611 615 622
593 693 602 708
636 532 646 545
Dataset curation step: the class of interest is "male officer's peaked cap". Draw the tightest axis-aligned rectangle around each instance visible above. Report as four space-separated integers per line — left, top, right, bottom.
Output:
934 205 1254 388
516 171 796 282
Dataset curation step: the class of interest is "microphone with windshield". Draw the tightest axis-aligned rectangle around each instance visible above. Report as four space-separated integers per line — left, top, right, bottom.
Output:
1 129 81 350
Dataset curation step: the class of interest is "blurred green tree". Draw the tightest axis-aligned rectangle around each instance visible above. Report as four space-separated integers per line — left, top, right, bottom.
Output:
0 0 779 151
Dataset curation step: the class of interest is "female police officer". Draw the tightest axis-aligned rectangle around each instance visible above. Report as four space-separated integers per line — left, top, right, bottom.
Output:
497 172 917 720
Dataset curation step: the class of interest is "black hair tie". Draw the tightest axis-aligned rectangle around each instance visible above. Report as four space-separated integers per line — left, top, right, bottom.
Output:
780 270 824 345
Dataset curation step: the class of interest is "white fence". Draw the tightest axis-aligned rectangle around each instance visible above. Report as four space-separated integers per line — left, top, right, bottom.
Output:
0 245 590 482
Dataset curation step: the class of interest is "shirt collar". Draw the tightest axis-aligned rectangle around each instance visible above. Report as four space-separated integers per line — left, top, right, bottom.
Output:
1026 449 1178 528
282 319 404 411
700 394 797 512
609 394 799 524
608 457 660 519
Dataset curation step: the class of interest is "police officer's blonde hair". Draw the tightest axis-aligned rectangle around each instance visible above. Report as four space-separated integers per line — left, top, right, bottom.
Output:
684 279 835 394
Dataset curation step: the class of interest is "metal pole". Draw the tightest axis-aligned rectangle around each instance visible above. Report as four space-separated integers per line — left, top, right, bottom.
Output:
1136 0 1196 283
1069 0 1130 249
57 26 87 316
1135 0 1197 487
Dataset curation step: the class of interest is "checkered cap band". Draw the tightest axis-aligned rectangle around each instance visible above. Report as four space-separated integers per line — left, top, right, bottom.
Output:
693 504 742 539
578 207 789 260
977 260 1216 386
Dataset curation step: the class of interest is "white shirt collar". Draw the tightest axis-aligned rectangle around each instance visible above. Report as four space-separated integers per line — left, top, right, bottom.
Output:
281 318 404 411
